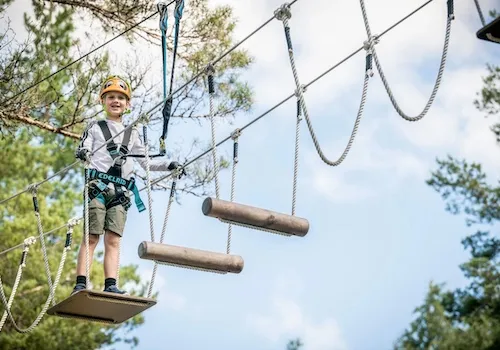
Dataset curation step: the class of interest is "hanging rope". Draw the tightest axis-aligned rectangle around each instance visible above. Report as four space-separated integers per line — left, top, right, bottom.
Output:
148 171 179 298
206 64 221 200
28 185 55 306
358 0 454 122
0 237 36 331
291 99 301 216
274 3 372 167
84 167 91 286
473 0 486 26
226 129 241 254
0 219 76 333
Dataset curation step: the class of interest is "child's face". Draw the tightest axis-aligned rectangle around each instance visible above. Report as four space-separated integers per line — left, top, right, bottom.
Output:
103 92 130 117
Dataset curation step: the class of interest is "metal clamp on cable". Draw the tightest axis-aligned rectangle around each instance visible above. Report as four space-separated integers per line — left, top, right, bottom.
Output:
168 161 186 179
363 35 379 78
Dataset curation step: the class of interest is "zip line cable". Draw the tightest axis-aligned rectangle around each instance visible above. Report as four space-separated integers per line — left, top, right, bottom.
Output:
0 0 438 258
0 0 301 206
0 0 176 106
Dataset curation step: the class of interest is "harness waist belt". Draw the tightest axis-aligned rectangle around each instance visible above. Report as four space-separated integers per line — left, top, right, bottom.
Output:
87 168 145 212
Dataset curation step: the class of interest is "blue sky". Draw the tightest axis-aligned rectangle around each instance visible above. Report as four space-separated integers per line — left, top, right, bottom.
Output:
3 0 500 349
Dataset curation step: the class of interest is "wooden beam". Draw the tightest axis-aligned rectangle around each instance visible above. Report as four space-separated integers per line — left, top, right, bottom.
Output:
202 197 309 237
138 242 244 274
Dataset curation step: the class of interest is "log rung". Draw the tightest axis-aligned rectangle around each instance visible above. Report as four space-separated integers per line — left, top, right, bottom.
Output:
202 197 309 237
138 242 244 274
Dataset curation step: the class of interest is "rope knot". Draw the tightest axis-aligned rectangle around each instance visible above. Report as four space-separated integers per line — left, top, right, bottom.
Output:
67 217 80 229
230 128 241 140
294 84 307 98
23 236 37 249
363 34 379 53
205 63 216 76
274 3 292 21
27 183 38 196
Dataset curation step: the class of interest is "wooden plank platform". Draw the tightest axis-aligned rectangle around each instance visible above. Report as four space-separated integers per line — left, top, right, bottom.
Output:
47 290 156 324
477 16 500 44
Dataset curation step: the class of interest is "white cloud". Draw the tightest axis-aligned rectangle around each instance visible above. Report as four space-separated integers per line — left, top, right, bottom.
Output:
247 272 348 350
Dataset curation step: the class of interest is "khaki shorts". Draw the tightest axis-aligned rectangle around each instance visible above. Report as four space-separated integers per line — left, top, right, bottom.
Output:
86 185 128 236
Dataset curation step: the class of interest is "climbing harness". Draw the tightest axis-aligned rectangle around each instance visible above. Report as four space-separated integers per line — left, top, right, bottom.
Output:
85 120 145 212
474 0 500 44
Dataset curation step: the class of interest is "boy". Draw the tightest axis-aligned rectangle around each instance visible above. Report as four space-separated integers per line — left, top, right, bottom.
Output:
73 75 176 295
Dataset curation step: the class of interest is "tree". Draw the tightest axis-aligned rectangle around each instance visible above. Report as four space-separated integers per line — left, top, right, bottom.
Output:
0 0 254 348
393 23 500 350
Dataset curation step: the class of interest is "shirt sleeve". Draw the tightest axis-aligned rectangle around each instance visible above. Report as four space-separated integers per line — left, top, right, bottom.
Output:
130 127 170 172
77 120 96 153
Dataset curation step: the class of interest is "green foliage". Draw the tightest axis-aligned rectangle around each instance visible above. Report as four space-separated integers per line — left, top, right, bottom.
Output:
394 60 500 349
286 338 304 350
0 2 147 349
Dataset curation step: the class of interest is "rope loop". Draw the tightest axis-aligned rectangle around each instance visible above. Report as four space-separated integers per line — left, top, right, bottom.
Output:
294 84 307 98
23 237 37 250
158 2 169 32
27 183 38 196
274 3 292 21
205 63 216 76
363 34 379 53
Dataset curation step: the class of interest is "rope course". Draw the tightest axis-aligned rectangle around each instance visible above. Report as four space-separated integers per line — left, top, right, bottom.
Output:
0 0 464 329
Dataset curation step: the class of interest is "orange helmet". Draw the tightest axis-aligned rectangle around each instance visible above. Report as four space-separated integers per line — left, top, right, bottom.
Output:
99 75 131 101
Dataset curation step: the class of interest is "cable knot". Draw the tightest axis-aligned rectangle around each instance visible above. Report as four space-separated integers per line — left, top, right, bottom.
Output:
274 3 292 21
205 63 216 76
294 84 307 97
23 236 37 249
67 217 80 229
363 34 379 53
27 183 38 196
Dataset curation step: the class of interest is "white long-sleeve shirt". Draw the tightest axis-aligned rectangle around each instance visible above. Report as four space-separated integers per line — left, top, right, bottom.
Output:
77 119 170 182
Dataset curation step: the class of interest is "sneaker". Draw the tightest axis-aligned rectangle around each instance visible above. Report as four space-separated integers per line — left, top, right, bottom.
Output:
71 283 86 296
103 284 128 295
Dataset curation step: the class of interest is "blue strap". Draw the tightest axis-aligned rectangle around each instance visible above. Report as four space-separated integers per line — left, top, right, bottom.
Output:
174 0 184 21
159 4 169 99
129 182 146 212
87 168 146 212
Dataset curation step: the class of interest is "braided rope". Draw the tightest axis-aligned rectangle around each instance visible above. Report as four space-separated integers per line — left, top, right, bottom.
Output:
0 237 36 331
226 130 241 254
207 65 221 200
84 168 91 286
291 100 301 216
143 126 156 243
277 9 370 167
29 186 54 305
148 175 177 298
359 0 453 122
0 222 75 333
